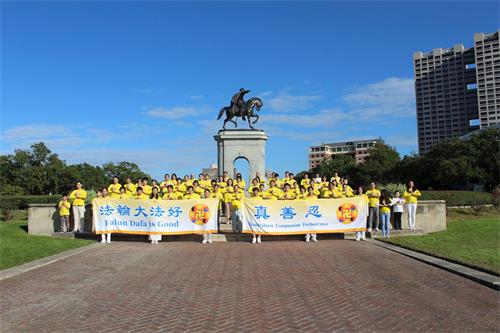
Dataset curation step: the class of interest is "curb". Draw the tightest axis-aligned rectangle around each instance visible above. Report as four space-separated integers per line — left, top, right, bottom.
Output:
0 243 102 282
367 239 500 291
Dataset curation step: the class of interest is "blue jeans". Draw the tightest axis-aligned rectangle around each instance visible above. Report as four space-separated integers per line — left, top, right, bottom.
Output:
380 213 390 237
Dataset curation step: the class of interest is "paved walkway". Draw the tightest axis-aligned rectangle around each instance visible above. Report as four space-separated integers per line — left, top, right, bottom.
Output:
0 240 498 332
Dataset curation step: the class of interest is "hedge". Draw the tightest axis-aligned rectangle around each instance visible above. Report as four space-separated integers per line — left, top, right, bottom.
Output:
421 191 493 207
0 195 61 210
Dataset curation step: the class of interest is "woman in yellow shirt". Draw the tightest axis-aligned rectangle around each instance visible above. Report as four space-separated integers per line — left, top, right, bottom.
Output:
379 190 392 238
135 187 149 200
267 180 283 200
259 184 271 199
300 174 310 188
230 185 244 233
341 184 354 197
176 179 187 195
118 186 129 199
192 180 204 196
140 178 152 196
355 186 368 241
150 187 161 200
321 182 340 199
163 185 179 200
404 181 421 231
235 174 246 190
248 178 260 194
224 179 235 219
297 186 308 200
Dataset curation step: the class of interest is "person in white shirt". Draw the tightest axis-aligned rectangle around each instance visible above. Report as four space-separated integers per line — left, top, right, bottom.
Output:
313 173 322 183
390 191 405 230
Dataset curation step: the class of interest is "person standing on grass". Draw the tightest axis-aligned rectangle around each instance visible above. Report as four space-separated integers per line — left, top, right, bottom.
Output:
58 195 71 232
404 181 421 231
391 191 405 230
69 181 87 233
355 186 368 241
365 182 381 232
379 189 392 238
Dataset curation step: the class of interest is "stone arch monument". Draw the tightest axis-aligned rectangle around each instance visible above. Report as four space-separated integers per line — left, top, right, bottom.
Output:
214 129 268 179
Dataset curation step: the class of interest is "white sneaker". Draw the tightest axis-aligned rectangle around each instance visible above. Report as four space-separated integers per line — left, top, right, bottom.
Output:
361 235 366 241
312 235 317 242
257 236 261 244
368 228 372 232
202 239 208 244
252 236 256 244
101 239 106 244
106 239 111 244
355 235 360 241
208 238 213 244
375 228 379 232
305 234 310 242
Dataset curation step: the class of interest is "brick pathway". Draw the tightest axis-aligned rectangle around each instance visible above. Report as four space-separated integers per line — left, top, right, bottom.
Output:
0 240 498 332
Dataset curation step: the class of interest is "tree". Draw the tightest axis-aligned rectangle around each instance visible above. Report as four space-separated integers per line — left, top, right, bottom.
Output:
358 143 400 184
312 154 357 180
102 162 148 183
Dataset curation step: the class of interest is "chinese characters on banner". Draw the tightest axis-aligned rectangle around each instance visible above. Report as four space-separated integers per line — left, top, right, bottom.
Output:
240 197 368 235
92 198 219 235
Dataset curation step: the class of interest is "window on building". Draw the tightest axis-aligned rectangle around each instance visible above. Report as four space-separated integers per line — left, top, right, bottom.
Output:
465 63 477 69
467 83 478 90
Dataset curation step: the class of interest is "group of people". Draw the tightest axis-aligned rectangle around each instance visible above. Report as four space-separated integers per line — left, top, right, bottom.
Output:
59 171 421 244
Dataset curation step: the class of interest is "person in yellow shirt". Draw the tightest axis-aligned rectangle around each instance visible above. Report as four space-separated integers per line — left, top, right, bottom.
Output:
140 178 152 196
69 181 87 233
160 174 172 191
249 178 260 194
342 178 354 194
151 179 160 193
259 184 271 199
124 177 136 198
300 174 310 188
303 189 319 242
118 186 129 199
163 185 182 200
58 195 71 232
267 180 283 200
341 184 354 197
306 186 318 199
235 174 246 190
279 183 296 200
135 187 149 200
379 190 392 238
404 180 421 231
230 185 244 233
183 186 201 200
223 171 230 183
320 176 329 190
176 179 187 195
223 179 235 220
108 177 122 198
321 182 340 199
308 179 321 196
192 180 205 196
297 186 308 200
355 186 368 241
150 187 161 200
365 182 381 232
330 172 341 184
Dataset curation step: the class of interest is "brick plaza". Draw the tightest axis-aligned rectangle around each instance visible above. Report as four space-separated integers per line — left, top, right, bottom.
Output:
0 240 498 332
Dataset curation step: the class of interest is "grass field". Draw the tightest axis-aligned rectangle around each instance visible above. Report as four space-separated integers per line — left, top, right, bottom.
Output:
381 208 500 275
0 219 94 270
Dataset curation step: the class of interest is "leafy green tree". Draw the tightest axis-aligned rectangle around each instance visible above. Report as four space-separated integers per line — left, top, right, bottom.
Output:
358 143 400 184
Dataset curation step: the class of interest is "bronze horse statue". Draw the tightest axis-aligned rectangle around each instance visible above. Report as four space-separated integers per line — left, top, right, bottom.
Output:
217 97 263 130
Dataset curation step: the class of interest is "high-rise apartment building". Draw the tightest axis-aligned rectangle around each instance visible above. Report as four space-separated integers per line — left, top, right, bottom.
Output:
308 138 384 170
474 30 500 128
413 30 499 154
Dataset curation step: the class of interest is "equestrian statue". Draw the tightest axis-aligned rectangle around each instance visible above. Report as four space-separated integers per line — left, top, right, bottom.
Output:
217 88 263 130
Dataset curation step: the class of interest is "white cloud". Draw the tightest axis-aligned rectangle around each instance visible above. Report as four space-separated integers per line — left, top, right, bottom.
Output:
0 124 112 148
342 77 415 118
266 92 322 112
146 106 208 120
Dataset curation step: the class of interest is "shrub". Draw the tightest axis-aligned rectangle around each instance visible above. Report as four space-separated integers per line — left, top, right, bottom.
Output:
420 191 493 207
0 195 61 211
0 184 25 195
378 183 406 196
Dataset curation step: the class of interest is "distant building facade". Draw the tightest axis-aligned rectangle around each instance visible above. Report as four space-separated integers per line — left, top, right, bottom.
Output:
413 30 499 154
201 164 218 179
474 31 500 128
308 138 384 170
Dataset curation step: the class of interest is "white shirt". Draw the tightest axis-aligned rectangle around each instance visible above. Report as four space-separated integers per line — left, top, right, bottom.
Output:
391 197 405 212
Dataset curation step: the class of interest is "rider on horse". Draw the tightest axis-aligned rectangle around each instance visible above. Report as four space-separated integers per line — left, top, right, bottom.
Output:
230 88 250 120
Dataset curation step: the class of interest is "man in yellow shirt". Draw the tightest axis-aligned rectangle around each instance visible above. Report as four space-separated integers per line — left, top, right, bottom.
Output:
279 184 296 200
365 182 381 232
135 187 149 200
321 183 340 198
69 181 87 233
183 186 201 199
231 185 244 233
108 177 122 198
267 180 283 200
58 195 71 232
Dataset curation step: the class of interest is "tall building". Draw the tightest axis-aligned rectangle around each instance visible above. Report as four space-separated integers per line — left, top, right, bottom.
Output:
308 138 384 170
474 30 500 128
413 30 500 154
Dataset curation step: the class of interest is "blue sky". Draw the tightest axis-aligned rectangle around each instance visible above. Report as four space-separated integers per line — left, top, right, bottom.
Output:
1 1 499 180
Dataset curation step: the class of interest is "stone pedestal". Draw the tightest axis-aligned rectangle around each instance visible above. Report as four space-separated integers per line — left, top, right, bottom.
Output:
214 129 268 179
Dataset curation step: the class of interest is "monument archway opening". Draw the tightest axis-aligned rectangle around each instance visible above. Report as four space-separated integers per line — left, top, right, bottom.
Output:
233 156 250 189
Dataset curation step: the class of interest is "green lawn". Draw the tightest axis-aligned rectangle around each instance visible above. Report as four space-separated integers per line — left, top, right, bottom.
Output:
381 209 500 275
0 220 94 270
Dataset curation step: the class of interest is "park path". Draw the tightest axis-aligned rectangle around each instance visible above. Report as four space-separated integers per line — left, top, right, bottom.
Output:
0 240 498 332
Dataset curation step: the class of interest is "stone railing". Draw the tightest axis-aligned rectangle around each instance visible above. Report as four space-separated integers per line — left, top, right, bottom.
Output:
28 200 447 236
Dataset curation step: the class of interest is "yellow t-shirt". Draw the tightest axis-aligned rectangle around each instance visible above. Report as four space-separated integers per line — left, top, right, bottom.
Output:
267 187 282 200
70 189 87 206
300 179 310 187
321 189 341 199
141 185 152 196
119 193 129 199
108 183 122 198
58 200 71 216
183 193 201 200
163 192 181 200
366 189 381 207
231 191 244 209
124 183 136 197
135 193 149 200
280 190 296 200
404 190 421 203
236 180 246 189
